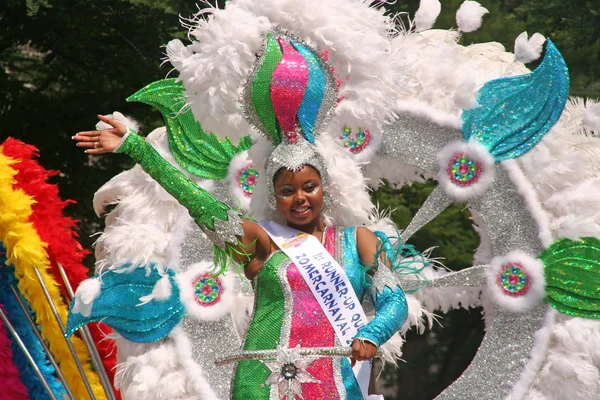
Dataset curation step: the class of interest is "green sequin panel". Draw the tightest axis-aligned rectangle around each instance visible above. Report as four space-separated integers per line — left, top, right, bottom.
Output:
232 252 287 399
117 133 230 231
127 78 251 180
542 237 600 319
252 32 282 145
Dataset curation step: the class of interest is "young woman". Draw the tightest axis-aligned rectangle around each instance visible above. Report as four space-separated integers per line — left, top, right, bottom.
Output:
73 113 409 399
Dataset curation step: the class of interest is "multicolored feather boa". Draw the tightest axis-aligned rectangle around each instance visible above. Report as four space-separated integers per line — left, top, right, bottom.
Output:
0 246 66 399
0 138 115 399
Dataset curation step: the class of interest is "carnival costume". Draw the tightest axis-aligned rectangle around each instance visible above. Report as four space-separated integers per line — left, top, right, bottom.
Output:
63 0 600 400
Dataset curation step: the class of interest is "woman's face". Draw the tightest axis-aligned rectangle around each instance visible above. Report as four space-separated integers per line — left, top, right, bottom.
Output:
273 165 324 228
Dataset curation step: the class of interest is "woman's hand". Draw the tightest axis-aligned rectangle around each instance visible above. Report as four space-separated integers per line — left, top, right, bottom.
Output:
350 338 378 367
72 115 128 154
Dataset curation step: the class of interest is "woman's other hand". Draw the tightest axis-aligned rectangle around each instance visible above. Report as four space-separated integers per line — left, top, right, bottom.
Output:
73 115 127 154
350 338 378 367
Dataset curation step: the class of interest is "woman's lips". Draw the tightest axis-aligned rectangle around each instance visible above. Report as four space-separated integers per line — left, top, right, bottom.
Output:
291 206 310 216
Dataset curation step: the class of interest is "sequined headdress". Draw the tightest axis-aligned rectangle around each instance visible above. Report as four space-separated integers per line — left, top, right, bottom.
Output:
242 31 338 195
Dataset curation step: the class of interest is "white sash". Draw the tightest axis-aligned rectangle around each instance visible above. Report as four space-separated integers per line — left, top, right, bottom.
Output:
260 221 381 399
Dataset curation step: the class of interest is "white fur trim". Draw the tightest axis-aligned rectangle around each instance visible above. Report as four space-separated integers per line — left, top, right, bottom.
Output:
502 160 554 248
583 102 600 133
176 262 234 321
514 32 546 64
414 0 441 32
226 151 253 211
486 250 545 312
509 307 555 400
456 1 489 33
71 277 102 317
437 140 495 201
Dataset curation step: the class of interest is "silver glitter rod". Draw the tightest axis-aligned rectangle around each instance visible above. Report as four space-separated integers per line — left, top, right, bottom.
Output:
10 286 76 400
32 265 97 400
215 346 384 366
56 262 117 400
0 305 59 400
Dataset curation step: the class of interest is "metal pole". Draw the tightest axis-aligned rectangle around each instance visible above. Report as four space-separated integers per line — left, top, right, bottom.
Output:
32 265 97 400
56 262 117 400
0 306 59 400
10 285 76 400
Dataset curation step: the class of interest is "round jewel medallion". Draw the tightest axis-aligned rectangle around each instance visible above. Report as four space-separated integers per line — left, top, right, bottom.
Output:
194 273 222 306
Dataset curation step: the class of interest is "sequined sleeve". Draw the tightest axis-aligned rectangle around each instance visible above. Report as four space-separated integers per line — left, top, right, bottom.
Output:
354 266 408 347
116 131 243 248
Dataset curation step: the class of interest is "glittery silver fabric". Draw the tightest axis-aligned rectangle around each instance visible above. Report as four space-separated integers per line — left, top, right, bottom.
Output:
265 135 328 195
215 346 384 365
469 164 544 257
435 304 547 400
178 226 243 400
399 265 488 292
401 186 453 242
380 109 548 398
380 112 463 175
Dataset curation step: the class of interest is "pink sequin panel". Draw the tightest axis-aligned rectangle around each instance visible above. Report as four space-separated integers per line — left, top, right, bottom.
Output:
286 227 340 399
270 37 309 144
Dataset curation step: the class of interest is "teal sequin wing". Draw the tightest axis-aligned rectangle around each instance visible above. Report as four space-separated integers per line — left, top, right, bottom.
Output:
542 237 600 319
127 79 251 180
462 40 569 161
66 267 185 343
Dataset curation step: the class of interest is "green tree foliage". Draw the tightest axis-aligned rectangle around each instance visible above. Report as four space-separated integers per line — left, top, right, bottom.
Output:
1 0 202 258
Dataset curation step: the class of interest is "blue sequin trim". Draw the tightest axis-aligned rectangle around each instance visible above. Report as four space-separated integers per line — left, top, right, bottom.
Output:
341 357 364 400
462 39 570 161
66 265 184 343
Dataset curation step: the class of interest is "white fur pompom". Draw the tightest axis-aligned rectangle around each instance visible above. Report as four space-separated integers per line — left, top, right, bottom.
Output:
583 102 600 133
486 250 546 312
456 1 489 33
72 278 102 317
514 32 546 64
96 111 140 132
414 0 441 32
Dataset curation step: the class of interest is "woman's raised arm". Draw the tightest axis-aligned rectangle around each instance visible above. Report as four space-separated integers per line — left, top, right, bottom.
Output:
73 115 264 272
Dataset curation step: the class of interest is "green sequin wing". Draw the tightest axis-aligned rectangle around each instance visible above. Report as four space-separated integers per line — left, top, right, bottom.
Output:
127 79 252 180
541 237 600 319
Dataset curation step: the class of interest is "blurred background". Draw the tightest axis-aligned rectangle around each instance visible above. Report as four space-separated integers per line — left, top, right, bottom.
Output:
1 0 599 398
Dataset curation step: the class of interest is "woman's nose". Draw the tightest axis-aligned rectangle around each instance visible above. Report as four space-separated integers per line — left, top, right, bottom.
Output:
294 190 306 202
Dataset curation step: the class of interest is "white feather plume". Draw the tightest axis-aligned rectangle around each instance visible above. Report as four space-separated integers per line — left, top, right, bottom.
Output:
583 102 600 133
456 1 489 33
514 32 546 64
414 0 441 32
96 111 140 132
